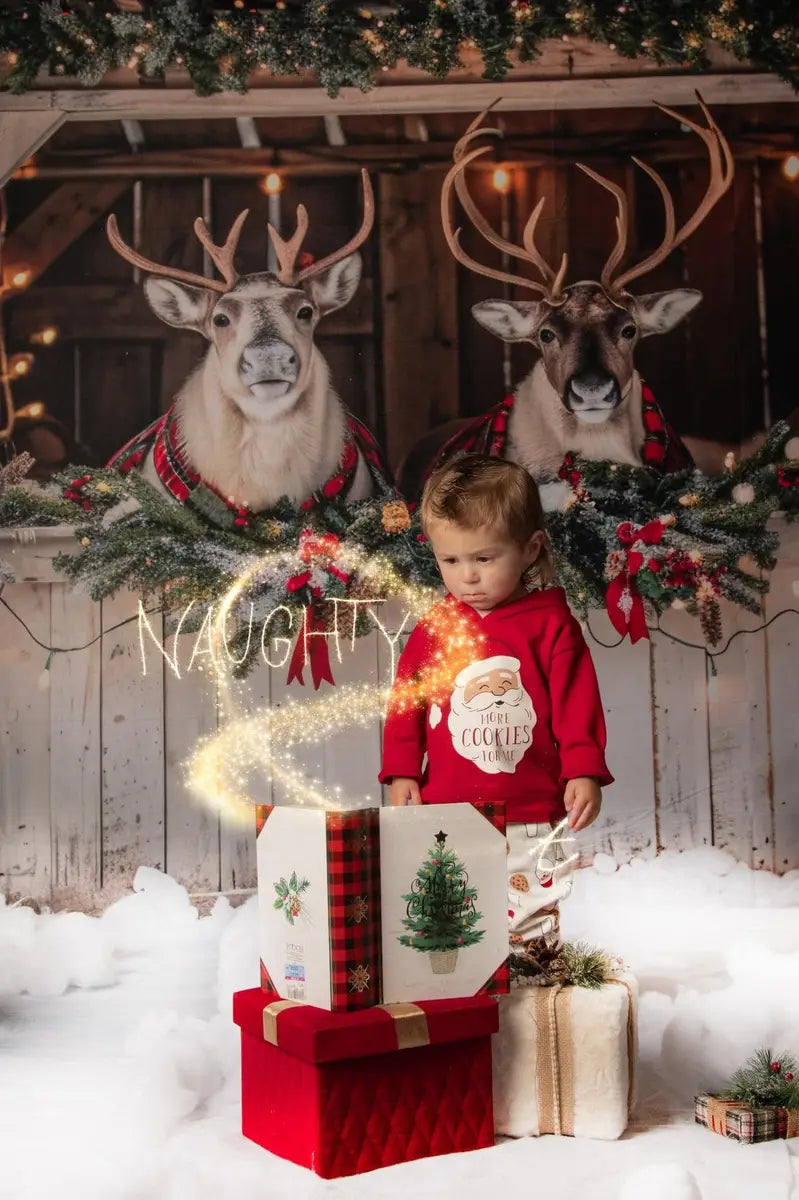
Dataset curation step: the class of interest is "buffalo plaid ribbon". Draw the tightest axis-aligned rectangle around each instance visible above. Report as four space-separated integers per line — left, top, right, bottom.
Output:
695 1093 799 1143
106 404 392 522
427 384 692 482
326 809 382 1011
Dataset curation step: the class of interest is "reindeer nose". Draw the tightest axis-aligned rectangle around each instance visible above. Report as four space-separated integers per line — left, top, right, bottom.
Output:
239 339 299 386
567 372 619 411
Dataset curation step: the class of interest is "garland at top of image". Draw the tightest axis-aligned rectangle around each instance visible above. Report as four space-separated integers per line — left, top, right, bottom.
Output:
0 1 796 97
0 422 797 673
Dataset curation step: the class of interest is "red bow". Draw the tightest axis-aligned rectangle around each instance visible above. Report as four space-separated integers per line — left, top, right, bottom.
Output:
286 605 335 689
605 519 666 643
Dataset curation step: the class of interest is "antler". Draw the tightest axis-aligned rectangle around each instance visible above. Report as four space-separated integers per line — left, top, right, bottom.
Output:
441 107 568 301
106 210 249 293
268 168 375 286
583 91 734 295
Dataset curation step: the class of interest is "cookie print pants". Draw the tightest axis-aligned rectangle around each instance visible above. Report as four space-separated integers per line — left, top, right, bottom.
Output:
506 820 576 982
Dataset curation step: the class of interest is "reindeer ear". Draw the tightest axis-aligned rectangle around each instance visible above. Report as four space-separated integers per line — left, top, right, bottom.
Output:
143 277 215 336
472 300 545 343
304 252 362 316
633 289 702 337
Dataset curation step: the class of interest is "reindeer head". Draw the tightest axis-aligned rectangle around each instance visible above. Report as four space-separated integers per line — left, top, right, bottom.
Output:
106 171 374 420
442 95 734 423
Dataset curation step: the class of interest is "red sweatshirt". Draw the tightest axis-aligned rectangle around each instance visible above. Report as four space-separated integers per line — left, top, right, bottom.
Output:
379 589 613 823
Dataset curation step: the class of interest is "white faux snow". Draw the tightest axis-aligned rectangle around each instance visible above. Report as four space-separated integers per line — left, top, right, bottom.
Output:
1 847 798 1200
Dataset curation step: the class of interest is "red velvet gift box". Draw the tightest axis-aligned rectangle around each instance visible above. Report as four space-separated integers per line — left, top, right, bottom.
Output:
233 987 498 1178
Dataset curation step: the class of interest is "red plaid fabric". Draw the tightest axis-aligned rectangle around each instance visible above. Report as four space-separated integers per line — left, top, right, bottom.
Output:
695 1094 799 1143
107 404 392 516
326 809 382 1011
425 385 692 485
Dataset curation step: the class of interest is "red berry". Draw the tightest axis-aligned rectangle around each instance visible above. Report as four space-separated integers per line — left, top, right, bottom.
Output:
786 1073 794 1082
82 500 92 511
771 1061 781 1073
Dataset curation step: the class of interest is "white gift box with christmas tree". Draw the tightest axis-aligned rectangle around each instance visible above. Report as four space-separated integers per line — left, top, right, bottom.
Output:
492 968 638 1140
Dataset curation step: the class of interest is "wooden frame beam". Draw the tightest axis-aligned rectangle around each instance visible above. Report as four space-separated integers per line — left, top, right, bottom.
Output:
0 74 793 123
0 110 66 188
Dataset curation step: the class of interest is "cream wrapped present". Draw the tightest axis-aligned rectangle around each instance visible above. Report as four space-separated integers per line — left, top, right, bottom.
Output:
492 975 638 1140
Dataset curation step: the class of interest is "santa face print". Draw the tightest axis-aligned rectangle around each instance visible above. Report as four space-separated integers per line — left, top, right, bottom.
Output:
446 654 537 775
425 520 544 613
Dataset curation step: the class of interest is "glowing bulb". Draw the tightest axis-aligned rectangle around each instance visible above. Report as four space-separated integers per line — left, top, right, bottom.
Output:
10 268 31 289
262 172 283 195
492 166 511 193
31 326 58 346
9 353 34 377
783 155 799 183
16 402 44 419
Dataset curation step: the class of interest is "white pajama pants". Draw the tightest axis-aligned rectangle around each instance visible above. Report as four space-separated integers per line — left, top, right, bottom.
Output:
506 820 576 981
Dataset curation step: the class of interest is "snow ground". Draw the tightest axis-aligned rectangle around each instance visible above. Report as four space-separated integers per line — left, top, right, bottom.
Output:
1 848 798 1200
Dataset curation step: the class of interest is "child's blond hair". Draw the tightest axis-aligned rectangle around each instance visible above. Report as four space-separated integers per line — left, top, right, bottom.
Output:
420 454 555 587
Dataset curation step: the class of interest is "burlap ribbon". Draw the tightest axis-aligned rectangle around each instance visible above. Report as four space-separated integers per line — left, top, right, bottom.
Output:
262 998 429 1051
707 1095 799 1139
533 977 636 1136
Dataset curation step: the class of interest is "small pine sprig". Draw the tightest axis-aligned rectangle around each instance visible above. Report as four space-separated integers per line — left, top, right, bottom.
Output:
558 941 610 990
720 1048 799 1109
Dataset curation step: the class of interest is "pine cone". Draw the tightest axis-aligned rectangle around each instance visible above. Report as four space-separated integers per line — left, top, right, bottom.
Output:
699 596 723 647
381 500 411 534
0 452 35 493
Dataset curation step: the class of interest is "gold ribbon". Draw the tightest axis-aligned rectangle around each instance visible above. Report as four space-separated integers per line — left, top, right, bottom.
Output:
533 977 636 1136
376 1002 431 1050
262 998 430 1051
262 997 302 1046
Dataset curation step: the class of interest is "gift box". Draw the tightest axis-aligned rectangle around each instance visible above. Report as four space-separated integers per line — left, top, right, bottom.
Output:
695 1094 799 1143
233 986 498 1177
256 801 508 1011
492 975 638 1140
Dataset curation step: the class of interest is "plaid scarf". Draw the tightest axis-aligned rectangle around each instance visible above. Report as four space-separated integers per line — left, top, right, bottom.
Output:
428 382 692 477
108 402 391 520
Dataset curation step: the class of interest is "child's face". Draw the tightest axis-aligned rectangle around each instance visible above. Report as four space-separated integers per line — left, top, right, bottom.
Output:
426 520 544 613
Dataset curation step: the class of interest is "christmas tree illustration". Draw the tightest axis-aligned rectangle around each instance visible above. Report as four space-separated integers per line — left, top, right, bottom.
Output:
398 830 484 974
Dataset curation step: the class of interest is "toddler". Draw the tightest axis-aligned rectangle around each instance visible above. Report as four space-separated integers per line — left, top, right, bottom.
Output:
379 455 613 982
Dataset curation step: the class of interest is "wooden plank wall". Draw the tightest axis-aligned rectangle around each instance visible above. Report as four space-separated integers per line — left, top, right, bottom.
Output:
0 522 797 910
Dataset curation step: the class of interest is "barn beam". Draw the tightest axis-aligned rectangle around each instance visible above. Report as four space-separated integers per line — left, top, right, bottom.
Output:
0 110 66 188
1 180 131 299
0 73 793 122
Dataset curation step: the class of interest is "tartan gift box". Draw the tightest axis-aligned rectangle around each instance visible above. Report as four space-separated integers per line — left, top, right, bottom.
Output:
492 974 638 1140
695 1093 799 1143
233 986 498 1177
256 801 508 1012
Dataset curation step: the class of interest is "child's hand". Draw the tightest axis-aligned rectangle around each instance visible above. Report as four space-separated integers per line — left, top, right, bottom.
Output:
388 777 422 806
564 776 602 831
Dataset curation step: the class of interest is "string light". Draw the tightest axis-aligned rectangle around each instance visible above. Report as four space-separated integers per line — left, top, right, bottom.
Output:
6 352 33 379
15 401 45 419
782 155 799 182
9 268 31 290
30 326 58 346
261 171 283 196
492 166 511 193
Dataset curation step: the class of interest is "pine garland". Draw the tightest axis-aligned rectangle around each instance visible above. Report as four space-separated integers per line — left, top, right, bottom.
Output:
0 422 796 671
0 1 796 98
719 1048 799 1109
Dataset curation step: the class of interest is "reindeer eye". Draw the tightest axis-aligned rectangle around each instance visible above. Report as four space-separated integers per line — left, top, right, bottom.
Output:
539 328 556 344
297 304 314 322
213 313 230 328
621 324 637 340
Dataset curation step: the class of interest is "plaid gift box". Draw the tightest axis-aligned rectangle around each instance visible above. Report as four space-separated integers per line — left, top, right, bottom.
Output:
257 801 508 1011
695 1093 799 1143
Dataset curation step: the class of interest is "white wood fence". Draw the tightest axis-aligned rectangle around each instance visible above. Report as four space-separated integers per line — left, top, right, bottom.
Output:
1 520 797 911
